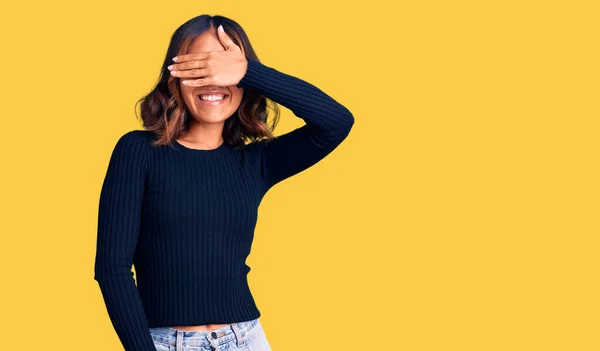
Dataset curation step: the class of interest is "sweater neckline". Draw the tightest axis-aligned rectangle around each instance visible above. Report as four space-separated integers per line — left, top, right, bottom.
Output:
173 139 230 155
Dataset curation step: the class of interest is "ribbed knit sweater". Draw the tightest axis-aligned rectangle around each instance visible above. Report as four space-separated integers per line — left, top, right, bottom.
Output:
93 58 354 351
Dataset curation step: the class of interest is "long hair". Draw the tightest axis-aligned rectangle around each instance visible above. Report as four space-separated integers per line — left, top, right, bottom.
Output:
135 14 280 150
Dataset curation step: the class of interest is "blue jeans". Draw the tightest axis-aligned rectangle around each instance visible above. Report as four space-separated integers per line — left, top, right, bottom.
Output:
149 318 272 351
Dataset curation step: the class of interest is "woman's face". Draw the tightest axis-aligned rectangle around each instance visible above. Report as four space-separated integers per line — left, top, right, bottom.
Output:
179 29 244 125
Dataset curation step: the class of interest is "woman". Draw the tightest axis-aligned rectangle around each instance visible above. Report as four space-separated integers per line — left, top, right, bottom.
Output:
94 14 354 351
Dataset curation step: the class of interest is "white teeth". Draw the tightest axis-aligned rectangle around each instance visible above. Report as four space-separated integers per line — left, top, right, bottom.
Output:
199 94 226 101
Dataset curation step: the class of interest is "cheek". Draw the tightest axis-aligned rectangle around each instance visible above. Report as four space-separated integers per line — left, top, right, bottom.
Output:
231 88 244 103
180 85 194 100
179 81 188 92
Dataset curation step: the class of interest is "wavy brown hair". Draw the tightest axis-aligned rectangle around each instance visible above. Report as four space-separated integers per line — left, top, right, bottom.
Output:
135 14 280 151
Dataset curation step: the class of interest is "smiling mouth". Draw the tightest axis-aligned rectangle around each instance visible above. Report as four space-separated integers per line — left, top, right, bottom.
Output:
196 94 229 105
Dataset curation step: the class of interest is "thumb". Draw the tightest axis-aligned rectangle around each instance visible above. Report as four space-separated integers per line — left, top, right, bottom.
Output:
217 25 238 51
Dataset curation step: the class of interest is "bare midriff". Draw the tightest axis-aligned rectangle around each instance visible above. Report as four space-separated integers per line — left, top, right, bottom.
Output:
169 324 230 332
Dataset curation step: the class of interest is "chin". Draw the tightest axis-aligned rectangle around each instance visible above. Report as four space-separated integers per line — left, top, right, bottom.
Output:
185 112 224 124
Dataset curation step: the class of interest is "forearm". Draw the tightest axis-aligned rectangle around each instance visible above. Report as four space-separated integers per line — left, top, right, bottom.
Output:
95 270 156 351
237 58 354 138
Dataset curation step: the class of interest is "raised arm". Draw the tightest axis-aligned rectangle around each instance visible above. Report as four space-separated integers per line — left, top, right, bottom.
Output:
238 58 355 192
93 130 156 351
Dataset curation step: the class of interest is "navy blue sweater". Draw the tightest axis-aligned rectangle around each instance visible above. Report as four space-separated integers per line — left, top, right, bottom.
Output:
93 58 354 351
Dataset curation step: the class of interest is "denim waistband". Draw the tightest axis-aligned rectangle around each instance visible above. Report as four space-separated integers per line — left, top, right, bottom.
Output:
149 318 258 349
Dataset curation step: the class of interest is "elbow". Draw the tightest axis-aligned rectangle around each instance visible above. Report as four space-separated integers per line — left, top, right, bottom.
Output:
93 262 108 284
336 107 354 139
94 270 107 286
94 258 133 284
310 106 355 145
94 264 109 283
321 110 354 147
343 110 354 134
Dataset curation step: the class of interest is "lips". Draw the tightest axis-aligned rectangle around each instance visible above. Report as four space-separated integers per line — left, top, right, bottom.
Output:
197 90 229 96
196 94 229 105
197 93 228 99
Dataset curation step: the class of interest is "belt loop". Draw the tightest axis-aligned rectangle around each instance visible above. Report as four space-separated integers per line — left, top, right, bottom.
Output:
231 323 244 348
176 330 184 351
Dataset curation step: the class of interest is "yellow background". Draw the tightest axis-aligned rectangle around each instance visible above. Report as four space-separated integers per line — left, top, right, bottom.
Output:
1 1 598 350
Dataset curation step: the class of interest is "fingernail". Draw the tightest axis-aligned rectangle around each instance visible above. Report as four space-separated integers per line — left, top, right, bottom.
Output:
167 65 173 70
218 25 224 32
172 57 178 62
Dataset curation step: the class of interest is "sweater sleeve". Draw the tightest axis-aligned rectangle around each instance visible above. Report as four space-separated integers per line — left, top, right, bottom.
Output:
93 130 156 351
237 58 355 193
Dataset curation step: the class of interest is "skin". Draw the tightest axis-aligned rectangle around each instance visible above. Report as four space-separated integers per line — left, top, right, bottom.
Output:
165 25 249 332
168 24 248 151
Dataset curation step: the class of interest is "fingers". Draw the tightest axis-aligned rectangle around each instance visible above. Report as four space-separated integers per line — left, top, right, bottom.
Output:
168 57 208 77
181 77 211 87
217 24 238 51
168 67 210 79
172 52 210 63
172 25 238 64
169 25 239 88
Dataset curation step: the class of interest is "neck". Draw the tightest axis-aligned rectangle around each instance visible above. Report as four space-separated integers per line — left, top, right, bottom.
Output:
181 120 225 148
